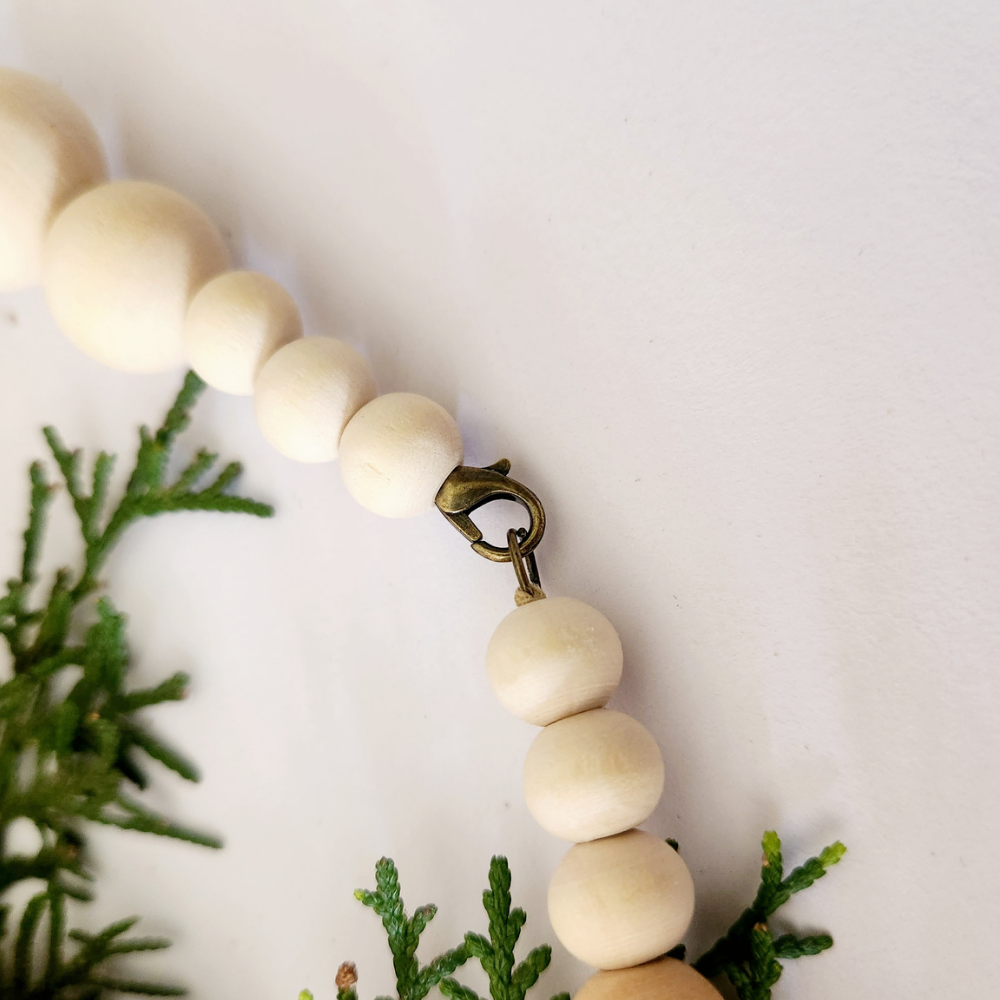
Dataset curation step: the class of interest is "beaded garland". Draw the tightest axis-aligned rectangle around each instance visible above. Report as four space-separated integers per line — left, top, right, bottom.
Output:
0 66 725 997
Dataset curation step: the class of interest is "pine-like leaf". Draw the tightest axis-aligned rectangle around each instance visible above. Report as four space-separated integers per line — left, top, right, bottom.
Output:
354 858 468 1000
1 373 270 998
694 832 846 999
441 856 558 1000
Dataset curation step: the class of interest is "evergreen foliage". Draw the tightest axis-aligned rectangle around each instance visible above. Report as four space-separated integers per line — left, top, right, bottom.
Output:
305 834 845 1000
439 857 568 1000
0 375 846 1000
0 372 272 997
694 831 846 1000
301 857 565 1000
353 857 469 1000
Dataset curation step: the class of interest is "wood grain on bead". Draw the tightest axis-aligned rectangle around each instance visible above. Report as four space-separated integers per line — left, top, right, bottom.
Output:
254 336 376 462
338 392 463 518
486 596 623 726
575 958 724 1000
184 271 302 394
523 708 664 842
44 181 230 373
548 829 695 970
0 68 106 292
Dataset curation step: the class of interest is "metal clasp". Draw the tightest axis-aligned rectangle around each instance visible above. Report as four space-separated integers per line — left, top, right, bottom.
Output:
435 459 546 564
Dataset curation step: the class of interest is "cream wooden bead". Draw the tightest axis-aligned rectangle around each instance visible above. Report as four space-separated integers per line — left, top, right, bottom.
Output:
338 393 463 518
575 958 723 1000
254 337 376 462
184 271 302 394
486 596 623 726
0 68 106 292
548 829 695 970
44 181 230 373
524 709 664 842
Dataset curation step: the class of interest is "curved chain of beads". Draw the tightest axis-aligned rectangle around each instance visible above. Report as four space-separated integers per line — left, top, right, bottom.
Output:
0 66 724 1000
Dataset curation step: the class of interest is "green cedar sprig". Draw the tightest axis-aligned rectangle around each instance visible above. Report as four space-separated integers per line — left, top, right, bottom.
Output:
304 857 565 1000
439 857 568 1000
694 831 846 999
353 857 469 1000
310 833 844 1000
0 372 272 998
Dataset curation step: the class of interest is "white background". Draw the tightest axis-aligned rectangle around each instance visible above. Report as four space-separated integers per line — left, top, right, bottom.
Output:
1 2 999 998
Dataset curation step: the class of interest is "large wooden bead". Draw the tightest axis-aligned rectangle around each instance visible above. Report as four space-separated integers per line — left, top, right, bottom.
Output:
0 68 106 292
184 271 301 394
338 393 463 518
44 181 230 373
575 958 723 1000
254 337 376 462
524 709 664 842
486 597 623 726
548 829 695 969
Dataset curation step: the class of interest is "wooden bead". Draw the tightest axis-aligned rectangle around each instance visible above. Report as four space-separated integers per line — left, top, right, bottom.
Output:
184 271 302 394
524 709 664 842
548 829 695 970
0 68 106 292
338 393 463 518
254 337 376 462
575 958 723 1000
486 597 623 726
44 181 229 373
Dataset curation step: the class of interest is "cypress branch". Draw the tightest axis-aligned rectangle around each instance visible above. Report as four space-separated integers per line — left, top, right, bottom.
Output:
21 461 52 585
321 856 563 1000
116 672 190 712
694 831 845 999
14 890 47 991
0 373 271 997
353 857 467 1000
439 856 563 1000
119 721 201 783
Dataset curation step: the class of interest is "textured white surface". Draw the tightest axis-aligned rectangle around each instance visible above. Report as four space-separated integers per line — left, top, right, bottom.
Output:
487 596 624 726
523 709 665 842
0 67 106 291
548 828 696 969
0 2 998 998
575 958 725 1000
339 392 464 517
44 180 230 372
185 270 302 395
255 336 376 462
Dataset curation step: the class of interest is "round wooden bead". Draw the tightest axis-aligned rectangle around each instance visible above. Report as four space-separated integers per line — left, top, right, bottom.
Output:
44 181 230 373
254 337 376 462
575 959 723 1000
486 597 623 726
524 709 664 842
0 68 106 292
548 829 695 970
184 271 302 394
338 393 463 518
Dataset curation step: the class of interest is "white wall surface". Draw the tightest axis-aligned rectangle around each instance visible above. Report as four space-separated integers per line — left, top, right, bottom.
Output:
1 2 998 998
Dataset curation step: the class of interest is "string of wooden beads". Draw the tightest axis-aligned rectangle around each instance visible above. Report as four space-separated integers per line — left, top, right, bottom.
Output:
0 66 723 998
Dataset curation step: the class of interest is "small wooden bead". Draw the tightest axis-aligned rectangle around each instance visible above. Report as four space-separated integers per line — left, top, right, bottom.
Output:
486 597 623 726
575 958 724 1000
524 709 664 842
44 181 230 373
338 393 463 518
548 829 695 970
254 337 376 462
0 68 106 292
184 271 302 394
